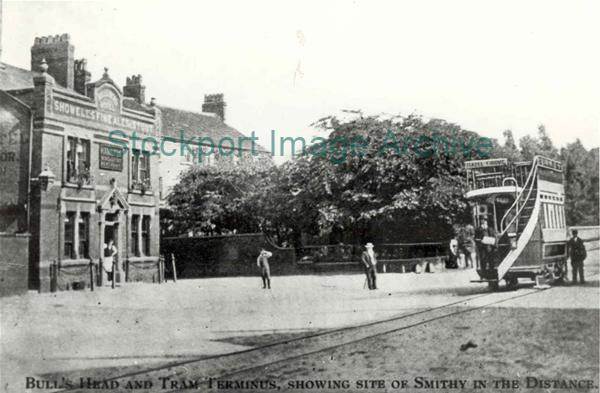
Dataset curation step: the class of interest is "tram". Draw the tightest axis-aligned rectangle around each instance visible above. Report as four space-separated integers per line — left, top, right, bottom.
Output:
464 155 568 290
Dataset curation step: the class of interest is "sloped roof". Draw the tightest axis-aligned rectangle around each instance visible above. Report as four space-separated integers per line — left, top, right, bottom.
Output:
159 105 268 152
0 63 37 91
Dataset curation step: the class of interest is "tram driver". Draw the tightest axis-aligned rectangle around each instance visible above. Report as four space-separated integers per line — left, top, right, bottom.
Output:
474 218 497 272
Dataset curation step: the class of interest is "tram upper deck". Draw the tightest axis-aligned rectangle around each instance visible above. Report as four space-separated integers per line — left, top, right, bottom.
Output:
465 157 563 199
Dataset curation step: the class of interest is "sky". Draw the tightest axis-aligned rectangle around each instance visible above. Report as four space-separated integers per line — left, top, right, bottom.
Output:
2 0 599 161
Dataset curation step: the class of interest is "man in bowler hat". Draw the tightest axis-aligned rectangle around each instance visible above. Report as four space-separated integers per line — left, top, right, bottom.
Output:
361 242 378 290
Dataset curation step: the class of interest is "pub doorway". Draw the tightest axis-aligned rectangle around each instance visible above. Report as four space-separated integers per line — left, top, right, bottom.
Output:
102 213 121 285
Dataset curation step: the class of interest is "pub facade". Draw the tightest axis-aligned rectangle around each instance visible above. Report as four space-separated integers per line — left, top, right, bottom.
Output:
0 34 161 293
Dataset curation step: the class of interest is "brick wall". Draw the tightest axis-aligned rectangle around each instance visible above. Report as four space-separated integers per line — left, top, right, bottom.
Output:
161 233 297 278
0 233 30 296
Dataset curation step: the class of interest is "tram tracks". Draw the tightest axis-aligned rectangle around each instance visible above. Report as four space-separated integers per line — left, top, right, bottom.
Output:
58 286 550 393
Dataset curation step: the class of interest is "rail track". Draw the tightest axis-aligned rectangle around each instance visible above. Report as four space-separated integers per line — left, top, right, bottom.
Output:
53 283 556 393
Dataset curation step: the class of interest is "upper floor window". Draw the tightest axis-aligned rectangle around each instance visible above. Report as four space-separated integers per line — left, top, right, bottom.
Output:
131 149 151 190
66 137 91 185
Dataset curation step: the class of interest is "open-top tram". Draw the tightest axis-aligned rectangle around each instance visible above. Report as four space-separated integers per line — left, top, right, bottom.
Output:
465 156 568 290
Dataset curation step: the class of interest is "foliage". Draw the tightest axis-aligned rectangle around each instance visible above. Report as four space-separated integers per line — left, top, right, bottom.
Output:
168 117 599 245
493 126 598 226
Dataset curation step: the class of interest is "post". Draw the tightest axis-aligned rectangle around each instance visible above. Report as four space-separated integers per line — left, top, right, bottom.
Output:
111 257 116 289
89 259 94 292
50 259 57 292
171 253 177 283
158 255 164 284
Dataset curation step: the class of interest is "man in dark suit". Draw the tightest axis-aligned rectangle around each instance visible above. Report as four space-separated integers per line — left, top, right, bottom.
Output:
474 218 496 271
567 229 587 284
361 242 378 290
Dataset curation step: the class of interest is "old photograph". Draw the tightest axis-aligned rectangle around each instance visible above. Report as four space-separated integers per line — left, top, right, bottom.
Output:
0 1 599 392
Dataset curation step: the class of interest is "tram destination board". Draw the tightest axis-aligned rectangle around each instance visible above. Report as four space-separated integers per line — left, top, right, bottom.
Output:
465 158 508 169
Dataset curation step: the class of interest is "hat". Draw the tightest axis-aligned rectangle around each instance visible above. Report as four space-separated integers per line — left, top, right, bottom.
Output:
365 242 374 248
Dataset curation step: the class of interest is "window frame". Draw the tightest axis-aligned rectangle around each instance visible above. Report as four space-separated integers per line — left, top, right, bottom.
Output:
64 212 76 259
142 216 151 256
78 212 90 258
131 214 140 256
66 137 91 184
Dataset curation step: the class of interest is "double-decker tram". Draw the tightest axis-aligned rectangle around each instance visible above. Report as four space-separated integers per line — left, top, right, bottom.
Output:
464 156 568 290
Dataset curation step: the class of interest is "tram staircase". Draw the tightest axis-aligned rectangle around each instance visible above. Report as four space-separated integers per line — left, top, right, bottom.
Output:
495 157 541 281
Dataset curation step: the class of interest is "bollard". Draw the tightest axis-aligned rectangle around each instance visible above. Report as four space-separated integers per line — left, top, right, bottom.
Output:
111 258 116 289
89 259 94 292
50 259 57 293
158 255 165 284
171 253 177 283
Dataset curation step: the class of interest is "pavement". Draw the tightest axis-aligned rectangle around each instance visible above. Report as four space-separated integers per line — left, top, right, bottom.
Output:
1 248 598 393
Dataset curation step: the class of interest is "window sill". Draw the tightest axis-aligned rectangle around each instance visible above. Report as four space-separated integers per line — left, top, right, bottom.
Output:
128 189 154 196
60 258 93 266
127 256 159 263
63 182 95 190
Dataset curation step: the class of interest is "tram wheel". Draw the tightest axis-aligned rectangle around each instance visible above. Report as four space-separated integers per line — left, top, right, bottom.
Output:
487 281 499 291
505 276 518 291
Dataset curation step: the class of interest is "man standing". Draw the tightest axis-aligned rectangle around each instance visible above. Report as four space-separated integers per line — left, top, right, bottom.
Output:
568 229 587 284
474 219 496 271
103 239 117 283
257 249 273 289
361 242 378 290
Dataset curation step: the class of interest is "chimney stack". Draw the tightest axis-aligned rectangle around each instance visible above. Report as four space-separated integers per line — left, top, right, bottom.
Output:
74 59 91 96
31 34 74 89
202 93 226 122
123 74 146 104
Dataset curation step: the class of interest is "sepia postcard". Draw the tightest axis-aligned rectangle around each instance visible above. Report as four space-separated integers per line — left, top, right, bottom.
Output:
0 1 598 392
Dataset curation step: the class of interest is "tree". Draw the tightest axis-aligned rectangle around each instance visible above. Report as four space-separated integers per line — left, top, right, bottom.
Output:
519 124 559 161
492 129 522 163
279 113 478 243
561 141 599 225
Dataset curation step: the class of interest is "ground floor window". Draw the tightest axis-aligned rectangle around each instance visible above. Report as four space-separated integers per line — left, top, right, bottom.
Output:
64 212 76 259
131 215 151 256
64 211 89 259
131 215 140 256
78 213 89 258
142 216 151 255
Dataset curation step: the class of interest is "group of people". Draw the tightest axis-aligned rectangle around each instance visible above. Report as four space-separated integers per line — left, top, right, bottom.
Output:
256 227 588 289
255 243 380 290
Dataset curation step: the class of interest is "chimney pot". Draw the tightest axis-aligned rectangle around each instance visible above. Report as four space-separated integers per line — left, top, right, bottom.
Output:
123 74 146 104
202 93 226 122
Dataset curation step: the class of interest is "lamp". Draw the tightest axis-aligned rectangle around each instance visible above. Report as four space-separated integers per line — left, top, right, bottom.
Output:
32 164 56 191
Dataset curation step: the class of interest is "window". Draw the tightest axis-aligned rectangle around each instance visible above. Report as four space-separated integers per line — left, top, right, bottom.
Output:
544 243 566 258
142 216 151 255
64 212 76 259
66 137 91 184
131 150 151 189
131 215 140 256
78 213 89 258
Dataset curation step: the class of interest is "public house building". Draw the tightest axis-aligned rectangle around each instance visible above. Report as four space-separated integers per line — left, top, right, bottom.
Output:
0 34 161 294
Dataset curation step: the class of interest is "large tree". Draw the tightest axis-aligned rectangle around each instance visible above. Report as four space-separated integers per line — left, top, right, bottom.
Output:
167 117 598 244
